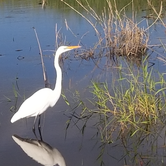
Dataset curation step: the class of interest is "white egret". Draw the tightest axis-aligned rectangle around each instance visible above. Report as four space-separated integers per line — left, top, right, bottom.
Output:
11 46 81 126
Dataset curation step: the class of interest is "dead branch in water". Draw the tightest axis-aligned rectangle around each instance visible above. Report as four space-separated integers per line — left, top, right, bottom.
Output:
33 27 49 88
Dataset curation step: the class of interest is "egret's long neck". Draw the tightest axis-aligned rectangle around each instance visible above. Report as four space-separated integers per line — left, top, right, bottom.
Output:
54 52 62 94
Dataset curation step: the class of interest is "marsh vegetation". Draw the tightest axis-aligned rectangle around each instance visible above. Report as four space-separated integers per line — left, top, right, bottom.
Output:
59 0 166 165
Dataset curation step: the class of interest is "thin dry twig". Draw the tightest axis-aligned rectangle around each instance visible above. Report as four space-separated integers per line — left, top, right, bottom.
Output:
42 0 47 9
55 24 65 49
145 0 164 31
64 19 77 38
33 27 48 87
61 0 100 39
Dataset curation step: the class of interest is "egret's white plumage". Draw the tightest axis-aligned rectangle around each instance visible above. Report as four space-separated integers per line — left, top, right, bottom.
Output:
11 46 81 123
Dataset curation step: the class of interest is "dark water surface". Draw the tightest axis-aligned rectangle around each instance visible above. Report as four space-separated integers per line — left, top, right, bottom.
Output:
1 0 166 166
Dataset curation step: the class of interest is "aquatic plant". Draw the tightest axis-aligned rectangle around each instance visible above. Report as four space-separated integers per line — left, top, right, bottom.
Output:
68 58 166 138
63 55 166 165
8 77 20 112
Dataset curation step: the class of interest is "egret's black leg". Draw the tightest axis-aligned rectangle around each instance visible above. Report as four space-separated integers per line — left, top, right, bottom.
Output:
33 115 38 140
38 114 41 129
38 115 43 141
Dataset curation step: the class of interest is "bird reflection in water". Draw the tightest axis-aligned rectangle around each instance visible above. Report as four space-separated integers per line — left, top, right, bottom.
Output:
12 135 66 166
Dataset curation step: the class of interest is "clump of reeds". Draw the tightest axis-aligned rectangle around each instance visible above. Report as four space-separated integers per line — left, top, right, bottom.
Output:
61 0 149 59
107 19 148 57
101 0 148 58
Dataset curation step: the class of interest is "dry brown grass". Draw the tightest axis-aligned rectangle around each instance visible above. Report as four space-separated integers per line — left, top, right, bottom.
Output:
99 0 149 59
107 18 148 57
61 0 149 60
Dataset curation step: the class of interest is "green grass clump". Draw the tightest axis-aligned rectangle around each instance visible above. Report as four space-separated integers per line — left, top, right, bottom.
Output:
69 59 166 144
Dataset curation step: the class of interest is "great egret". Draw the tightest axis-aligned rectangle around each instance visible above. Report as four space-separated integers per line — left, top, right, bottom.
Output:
11 46 81 126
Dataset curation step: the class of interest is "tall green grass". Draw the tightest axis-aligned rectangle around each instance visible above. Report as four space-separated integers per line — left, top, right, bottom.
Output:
81 59 166 140
64 57 166 165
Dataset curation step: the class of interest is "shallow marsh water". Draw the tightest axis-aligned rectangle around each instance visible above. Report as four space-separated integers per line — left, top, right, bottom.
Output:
1 0 166 166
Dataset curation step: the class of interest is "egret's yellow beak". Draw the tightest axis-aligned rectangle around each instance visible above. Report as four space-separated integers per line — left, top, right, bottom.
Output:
67 46 81 49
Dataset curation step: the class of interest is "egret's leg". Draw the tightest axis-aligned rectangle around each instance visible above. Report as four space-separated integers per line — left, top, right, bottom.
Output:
38 114 41 129
38 115 43 141
33 115 38 139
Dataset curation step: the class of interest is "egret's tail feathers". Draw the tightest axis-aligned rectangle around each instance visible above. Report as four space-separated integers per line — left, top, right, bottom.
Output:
11 113 20 123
